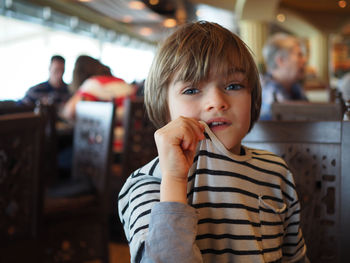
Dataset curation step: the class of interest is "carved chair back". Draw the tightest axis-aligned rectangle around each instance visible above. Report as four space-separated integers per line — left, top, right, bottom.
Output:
271 101 345 121
243 120 350 263
0 112 43 261
122 98 158 181
72 101 115 202
0 100 35 115
42 101 115 263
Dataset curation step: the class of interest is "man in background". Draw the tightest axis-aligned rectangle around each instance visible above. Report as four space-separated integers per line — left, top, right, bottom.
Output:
260 33 308 120
21 55 70 106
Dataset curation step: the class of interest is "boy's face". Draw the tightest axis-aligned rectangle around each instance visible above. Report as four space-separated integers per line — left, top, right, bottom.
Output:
167 69 251 155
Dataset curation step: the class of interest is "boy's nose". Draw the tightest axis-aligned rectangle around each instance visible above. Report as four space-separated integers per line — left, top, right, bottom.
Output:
205 88 229 111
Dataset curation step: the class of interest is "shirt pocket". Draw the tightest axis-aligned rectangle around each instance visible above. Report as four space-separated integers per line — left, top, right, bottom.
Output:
258 195 287 263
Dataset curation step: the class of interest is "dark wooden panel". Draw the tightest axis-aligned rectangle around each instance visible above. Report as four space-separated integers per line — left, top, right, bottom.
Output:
43 101 115 263
122 98 158 180
0 113 43 240
243 120 348 263
0 112 44 262
271 102 344 121
245 121 341 143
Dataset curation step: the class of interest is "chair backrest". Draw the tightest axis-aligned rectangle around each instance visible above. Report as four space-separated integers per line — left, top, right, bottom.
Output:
35 103 59 186
72 101 115 206
122 98 158 180
0 100 35 115
0 112 43 242
243 120 350 263
271 101 344 121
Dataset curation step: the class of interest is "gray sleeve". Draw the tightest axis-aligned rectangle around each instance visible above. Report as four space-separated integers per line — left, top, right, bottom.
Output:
140 202 203 263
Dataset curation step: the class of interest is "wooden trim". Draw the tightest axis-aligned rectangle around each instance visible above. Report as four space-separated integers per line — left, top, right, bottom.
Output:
244 121 341 143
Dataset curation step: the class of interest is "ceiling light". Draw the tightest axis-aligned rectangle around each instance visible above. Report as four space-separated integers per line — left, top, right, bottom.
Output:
122 15 133 23
149 0 159 5
129 1 145 10
196 9 203 17
139 27 153 36
43 7 51 20
163 18 177 28
276 13 285 22
147 13 159 20
70 16 79 28
91 24 100 35
338 0 347 8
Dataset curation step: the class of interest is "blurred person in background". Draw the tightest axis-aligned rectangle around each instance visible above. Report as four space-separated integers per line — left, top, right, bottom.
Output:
56 55 105 179
20 55 70 108
260 33 308 120
68 55 104 94
62 61 136 159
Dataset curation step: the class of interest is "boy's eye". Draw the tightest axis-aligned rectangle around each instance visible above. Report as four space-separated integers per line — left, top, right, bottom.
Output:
183 88 199 95
226 83 244 91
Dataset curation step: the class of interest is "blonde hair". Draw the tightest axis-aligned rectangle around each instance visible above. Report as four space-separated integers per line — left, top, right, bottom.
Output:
145 21 261 131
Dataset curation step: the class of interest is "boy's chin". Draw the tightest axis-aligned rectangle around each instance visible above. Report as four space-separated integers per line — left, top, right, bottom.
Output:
214 135 240 155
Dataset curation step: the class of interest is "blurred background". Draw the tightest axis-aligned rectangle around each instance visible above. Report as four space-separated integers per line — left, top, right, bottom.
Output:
1 0 350 101
2 2 350 262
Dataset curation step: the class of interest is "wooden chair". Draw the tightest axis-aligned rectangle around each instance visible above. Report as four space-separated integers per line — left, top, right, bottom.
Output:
43 101 115 263
271 101 344 121
35 103 60 186
0 100 35 115
111 98 158 242
0 112 44 262
121 98 158 181
243 120 350 263
0 102 61 186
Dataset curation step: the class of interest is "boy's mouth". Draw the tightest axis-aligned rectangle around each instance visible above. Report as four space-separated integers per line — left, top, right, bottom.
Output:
206 118 231 129
209 121 227 128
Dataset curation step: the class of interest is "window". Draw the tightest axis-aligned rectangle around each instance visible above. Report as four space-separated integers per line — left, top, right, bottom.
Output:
0 16 154 100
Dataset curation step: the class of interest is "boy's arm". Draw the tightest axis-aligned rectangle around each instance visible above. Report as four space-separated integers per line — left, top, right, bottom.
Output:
137 117 204 262
155 116 204 203
119 174 203 263
119 117 205 263
140 202 202 263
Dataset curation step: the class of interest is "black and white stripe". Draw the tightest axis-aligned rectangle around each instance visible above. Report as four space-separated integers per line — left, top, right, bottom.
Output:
118 127 306 262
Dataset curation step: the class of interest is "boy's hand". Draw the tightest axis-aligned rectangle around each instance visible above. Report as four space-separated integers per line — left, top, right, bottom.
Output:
154 116 205 203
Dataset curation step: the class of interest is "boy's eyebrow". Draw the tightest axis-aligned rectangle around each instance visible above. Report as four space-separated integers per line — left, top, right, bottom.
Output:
172 78 190 85
170 79 193 88
220 69 246 81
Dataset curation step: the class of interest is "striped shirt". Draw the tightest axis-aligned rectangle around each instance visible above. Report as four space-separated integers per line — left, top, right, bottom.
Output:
118 125 307 263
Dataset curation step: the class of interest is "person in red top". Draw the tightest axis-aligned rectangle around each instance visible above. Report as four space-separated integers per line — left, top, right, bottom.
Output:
62 65 136 154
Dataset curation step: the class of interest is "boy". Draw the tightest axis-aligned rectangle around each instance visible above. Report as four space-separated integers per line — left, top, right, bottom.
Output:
118 21 307 262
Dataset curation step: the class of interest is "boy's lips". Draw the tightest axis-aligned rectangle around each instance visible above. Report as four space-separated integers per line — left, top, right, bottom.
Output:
206 118 232 129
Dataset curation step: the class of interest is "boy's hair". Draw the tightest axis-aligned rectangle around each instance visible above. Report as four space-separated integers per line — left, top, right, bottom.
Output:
145 21 261 132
